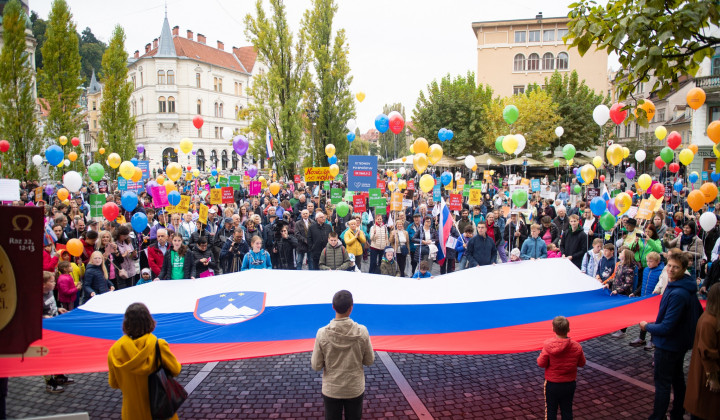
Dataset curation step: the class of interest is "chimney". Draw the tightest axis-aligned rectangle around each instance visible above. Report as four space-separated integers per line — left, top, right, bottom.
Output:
172 26 179 36
197 33 206 44
536 11 543 20
217 40 224 51
153 38 158 49
145 43 151 53
186 30 193 40
134 50 139 59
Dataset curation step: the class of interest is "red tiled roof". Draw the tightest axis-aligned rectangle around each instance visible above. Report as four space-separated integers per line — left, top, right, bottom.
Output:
232 46 257 73
36 98 49 117
140 36 253 74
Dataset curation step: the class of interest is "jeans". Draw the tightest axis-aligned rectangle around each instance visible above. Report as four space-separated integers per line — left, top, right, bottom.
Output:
545 380 576 420
649 348 687 420
296 252 307 270
457 255 469 271
323 393 364 420
369 248 383 274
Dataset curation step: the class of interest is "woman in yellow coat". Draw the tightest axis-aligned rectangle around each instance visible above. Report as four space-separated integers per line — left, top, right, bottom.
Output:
108 302 183 420
343 219 367 270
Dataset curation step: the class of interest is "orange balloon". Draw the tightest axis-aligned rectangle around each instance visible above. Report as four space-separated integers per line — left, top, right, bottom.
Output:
634 99 655 121
57 188 69 201
686 87 706 111
687 190 706 212
66 238 84 257
131 167 143 183
700 182 718 203
98 147 105 155
688 144 698 155
68 151 78 162
708 121 720 144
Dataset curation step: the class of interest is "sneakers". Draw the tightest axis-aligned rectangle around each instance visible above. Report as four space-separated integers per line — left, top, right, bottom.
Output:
610 330 626 339
56 375 74 385
45 383 64 394
629 338 646 347
644 341 654 351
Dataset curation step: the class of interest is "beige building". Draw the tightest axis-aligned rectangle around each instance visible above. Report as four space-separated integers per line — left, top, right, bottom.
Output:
472 13 609 97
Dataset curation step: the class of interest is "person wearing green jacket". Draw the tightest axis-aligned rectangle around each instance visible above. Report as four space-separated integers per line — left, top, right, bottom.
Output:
633 224 663 268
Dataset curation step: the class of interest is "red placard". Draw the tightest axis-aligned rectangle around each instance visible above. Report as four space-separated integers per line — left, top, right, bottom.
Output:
407 179 415 191
448 194 463 211
377 180 386 193
294 175 301 183
353 195 366 213
221 187 234 204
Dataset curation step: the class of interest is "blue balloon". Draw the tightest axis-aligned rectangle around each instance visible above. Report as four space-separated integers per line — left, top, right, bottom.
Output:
328 155 338 164
446 130 454 141
131 212 148 233
215 183 221 189
131 157 139 166
689 173 699 184
347 132 355 142
211 169 218 177
167 190 181 206
121 191 138 210
576 173 585 185
712 172 720 183
375 114 389 133
438 128 447 141
45 145 64 166
440 172 452 186
590 197 607 216
673 181 684 192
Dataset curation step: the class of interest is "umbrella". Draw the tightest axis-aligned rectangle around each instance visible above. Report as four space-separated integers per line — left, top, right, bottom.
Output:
501 157 546 166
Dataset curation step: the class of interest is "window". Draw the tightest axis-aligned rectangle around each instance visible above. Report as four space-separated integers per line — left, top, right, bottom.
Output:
214 127 220 139
543 52 554 70
196 73 201 88
624 123 631 137
218 103 223 118
235 105 239 118
556 52 569 70
221 150 228 170
513 54 526 71
158 96 166 113
514 31 526 43
167 70 175 85
140 72 143 86
232 153 238 170
528 30 540 42
168 96 175 113
132 76 136 89
637 82 645 93
213 77 218 91
198 128 202 138
132 101 136 116
210 150 218 166
615 125 620 138
196 149 205 171
92 101 96 111
527 53 540 71
157 70 165 85
93 120 97 129
557 28 568 39
237 82 242 96
214 102 219 117
140 98 143 114
142 125 145 138
196 99 202 115
656 108 665 122
710 106 720 123
543 30 555 42
513 85 525 95
218 78 223 92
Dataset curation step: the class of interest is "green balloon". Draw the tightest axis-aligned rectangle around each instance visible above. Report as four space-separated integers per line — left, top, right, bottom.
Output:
599 211 616 231
660 146 674 164
573 184 582 194
336 202 349 218
88 163 105 182
503 105 519 125
511 189 528 207
495 136 505 154
553 159 560 168
563 144 576 161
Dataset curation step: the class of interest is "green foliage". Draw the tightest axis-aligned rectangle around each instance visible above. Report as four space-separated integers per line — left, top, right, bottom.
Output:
0 0 40 179
377 103 406 163
566 0 720 124
96 25 135 166
412 72 494 157
244 0 310 178
29 10 46 70
79 27 107 83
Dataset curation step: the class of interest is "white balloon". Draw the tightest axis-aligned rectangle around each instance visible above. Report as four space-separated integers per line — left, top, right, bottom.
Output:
346 119 357 132
398 167 406 175
593 105 610 126
63 159 70 166
555 126 564 137
515 134 527 156
635 150 646 162
221 127 234 141
32 155 43 166
63 171 83 193
464 155 476 169
700 211 717 232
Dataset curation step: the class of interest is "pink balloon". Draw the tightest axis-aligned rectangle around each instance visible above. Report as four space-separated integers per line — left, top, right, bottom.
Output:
609 103 627 125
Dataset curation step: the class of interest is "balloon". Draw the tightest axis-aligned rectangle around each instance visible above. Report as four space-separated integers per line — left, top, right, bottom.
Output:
689 144 698 155
440 172 452 186
98 147 105 155
464 155 477 170
555 126 564 137
607 198 619 216
580 164 596 184
179 138 193 154
156 175 166 185
66 238 84 257
562 144 576 160
655 126 667 140
59 135 68 145
192 169 199 177
413 138 429 155
686 87 706 110
636 99 656 121
668 162 680 174
495 136 505 153
635 150 646 163
70 137 80 147
346 119 357 131
511 189 528 207
328 164 339 178
592 104 610 126
678 148 694 166
328 155 337 165
325 144 336 158
346 132 355 142
211 169 218 177
56 188 69 201
247 165 258 178
32 155 43 166
606 144 623 166
108 153 121 169
665 131 681 150
590 197 607 216
700 211 717 232
374 114 389 133
659 147 674 164
615 192 631 214
419 174 434 193
503 105 519 124
713 172 720 183
387 181 396 192
553 159 560 168
673 181 684 192
637 174 652 191
654 156 666 170
232 135 249 156
609 103 627 125
166 162 183 181
599 211 616 231
622 147 630 159
573 167 580 176
502 135 518 155
131 212 148 233
438 128 447 142
689 172 699 184
414 153 429 173
119 161 135 180
132 167 143 183
445 130 454 141
650 183 665 199
221 127 233 141
567 158 574 166
102 202 120 221
428 144 443 165
514 134 526 156
193 115 204 129
409 145 414 154
625 167 636 180
336 202 349 218
68 151 78 162
85 163 103 182
708 121 720 144
355 92 365 103
130 158 139 167
63 159 70 167
269 182 281 196
45 145 64 166
388 111 405 135
192 150 197 155
592 156 603 169
121 191 139 210
573 184 582 194
600 175 605 182
701 182 718 203
398 180 407 190
63 171 82 193
687 190 706 212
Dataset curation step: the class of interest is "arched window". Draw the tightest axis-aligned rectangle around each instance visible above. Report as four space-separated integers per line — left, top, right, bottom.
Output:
167 70 175 85
232 151 239 170
157 70 165 85
197 99 202 115
527 53 540 71
139 97 144 115
196 149 206 172
158 96 166 113
196 73 201 88
557 52 569 70
214 102 219 117
513 54 525 71
167 96 175 113
221 150 228 170
131 100 136 116
543 53 554 70
162 147 178 168
219 103 223 118
210 150 218 166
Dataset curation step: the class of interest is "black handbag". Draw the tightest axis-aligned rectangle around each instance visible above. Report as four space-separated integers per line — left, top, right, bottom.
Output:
148 340 187 420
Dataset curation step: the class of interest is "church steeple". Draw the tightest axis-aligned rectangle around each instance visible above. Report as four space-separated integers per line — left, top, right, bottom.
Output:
156 10 176 58
87 69 101 94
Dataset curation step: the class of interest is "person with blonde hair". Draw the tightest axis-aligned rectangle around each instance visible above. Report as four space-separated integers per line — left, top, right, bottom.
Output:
82 251 114 303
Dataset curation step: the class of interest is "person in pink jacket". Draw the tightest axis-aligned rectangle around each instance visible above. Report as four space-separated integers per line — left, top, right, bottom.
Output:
537 316 586 420
56 261 80 310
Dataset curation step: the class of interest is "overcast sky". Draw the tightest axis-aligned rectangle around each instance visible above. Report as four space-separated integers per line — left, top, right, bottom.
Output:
32 0 614 132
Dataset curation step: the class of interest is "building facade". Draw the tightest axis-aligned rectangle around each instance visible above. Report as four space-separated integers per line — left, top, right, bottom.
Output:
472 13 609 97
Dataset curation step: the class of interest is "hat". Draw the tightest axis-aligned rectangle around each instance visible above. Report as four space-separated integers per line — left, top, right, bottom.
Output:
209 208 217 214
224 217 233 224
141 268 152 275
384 246 395 255
413 211 421 217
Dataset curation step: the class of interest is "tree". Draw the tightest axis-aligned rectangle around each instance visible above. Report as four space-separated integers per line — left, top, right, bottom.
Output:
38 0 84 174
412 72 494 158
377 103 407 163
301 0 355 166
244 0 311 179
29 11 46 70
483 90 560 157
79 27 106 83
0 0 41 179
96 25 135 166
543 70 611 152
566 0 720 123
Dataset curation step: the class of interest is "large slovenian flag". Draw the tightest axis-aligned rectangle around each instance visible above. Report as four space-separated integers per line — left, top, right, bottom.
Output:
0 259 662 377
265 127 274 159
433 197 453 266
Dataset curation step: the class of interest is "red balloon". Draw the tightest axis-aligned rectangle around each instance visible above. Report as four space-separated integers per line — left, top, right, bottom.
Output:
187 165 192 171
102 202 120 221
388 114 405 135
654 156 666 169
626 190 634 199
599 175 605 182
609 103 627 125
0 140 9 153
668 162 680 173
193 115 204 129
666 131 681 150
71 137 80 147
651 183 665 199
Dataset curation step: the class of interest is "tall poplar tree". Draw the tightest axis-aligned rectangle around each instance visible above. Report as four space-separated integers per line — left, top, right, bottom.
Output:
0 0 40 179
96 25 135 164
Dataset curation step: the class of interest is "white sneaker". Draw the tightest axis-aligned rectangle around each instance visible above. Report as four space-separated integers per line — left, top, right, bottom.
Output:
644 341 654 351
610 330 625 339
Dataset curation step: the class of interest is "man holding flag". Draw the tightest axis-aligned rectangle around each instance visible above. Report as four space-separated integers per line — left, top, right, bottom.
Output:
432 197 459 274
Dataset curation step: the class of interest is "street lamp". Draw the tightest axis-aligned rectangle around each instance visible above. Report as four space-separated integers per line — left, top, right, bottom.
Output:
306 107 318 166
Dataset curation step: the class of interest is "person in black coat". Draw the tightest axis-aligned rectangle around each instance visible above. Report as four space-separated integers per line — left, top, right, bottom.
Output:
190 237 219 277
308 213 334 270
504 212 528 251
559 214 589 269
157 234 194 280
411 215 438 263
220 230 249 273
276 225 298 269
465 221 497 267
295 209 312 269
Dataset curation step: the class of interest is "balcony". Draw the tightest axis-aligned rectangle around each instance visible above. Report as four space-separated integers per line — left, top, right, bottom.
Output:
694 75 720 92
156 112 178 129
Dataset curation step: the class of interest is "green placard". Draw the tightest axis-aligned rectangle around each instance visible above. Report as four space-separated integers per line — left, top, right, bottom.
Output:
89 194 106 218
344 190 354 201
370 197 386 207
331 188 343 204
323 181 331 190
472 180 483 188
611 189 621 198
218 175 228 187
462 184 471 197
375 206 387 215
229 175 241 190
369 188 381 200
335 174 343 181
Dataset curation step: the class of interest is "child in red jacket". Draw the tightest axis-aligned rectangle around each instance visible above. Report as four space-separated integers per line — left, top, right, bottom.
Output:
537 316 586 420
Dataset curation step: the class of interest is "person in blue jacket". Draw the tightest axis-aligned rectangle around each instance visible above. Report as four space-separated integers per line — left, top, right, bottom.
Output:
628 252 665 349
241 235 273 270
465 221 497 267
639 249 703 420
521 224 548 260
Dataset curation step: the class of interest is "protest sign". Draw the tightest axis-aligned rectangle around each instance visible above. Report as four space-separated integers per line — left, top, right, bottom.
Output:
89 194 105 218
229 175 241 190
463 184 471 197
152 186 169 207
636 198 655 220
294 175 301 183
199 204 208 224
407 179 415 191
176 195 190 214
531 179 541 192
210 189 222 205
34 186 43 202
353 195 366 213
448 194 462 211
369 188 384 207
221 187 234 204
304 166 333 182
468 189 482 205
98 180 108 193
331 188 343 204
375 206 387 215
377 180 386 193
347 155 378 191
433 185 441 202
243 175 251 187
390 192 403 211
249 181 261 196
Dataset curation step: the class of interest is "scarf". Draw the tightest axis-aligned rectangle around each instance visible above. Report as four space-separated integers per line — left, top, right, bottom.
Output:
680 233 694 249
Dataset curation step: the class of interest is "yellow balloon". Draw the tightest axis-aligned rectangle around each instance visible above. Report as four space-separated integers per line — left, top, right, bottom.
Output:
193 169 200 177
57 160 64 168
258 176 266 183
414 153 428 173
119 161 135 180
655 126 667 140
567 158 574 166
592 156 603 168
68 151 78 162
156 175 165 185
59 135 68 145
179 138 193 154
580 164 596 184
387 181 397 191
678 148 694 166
165 162 183 181
108 153 122 169
398 180 407 190
606 144 623 166
622 146 630 159
386 169 394 177
355 92 365 102
428 144 443 165
329 164 339 178
401 157 407 162
325 144 336 158
413 138 429 155
98 147 105 155
409 145 414 154
472 165 478 171
502 135 518 155
615 192 632 214
419 174 434 193
638 174 652 191
132 167 143 183
714 144 720 158
164 180 176 193
174 148 178 154
269 182 281 195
